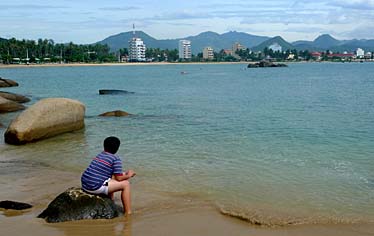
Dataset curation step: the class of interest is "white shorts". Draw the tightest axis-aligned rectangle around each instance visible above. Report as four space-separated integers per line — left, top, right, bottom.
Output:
83 178 110 195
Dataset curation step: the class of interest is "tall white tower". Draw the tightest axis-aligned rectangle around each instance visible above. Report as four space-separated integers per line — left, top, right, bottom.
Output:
128 24 146 62
179 40 192 60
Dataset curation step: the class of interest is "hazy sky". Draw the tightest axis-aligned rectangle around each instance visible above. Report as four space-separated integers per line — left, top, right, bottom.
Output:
1 0 374 43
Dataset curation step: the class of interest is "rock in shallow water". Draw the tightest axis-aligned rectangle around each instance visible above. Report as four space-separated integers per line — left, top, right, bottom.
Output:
0 96 25 113
99 110 132 117
0 91 30 103
38 187 121 223
0 200 32 210
4 98 85 145
0 78 19 87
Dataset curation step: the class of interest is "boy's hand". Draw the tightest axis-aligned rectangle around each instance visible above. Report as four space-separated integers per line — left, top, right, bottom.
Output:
126 170 136 178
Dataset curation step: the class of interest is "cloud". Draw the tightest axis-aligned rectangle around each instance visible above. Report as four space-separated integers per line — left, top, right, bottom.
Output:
0 4 69 10
329 0 374 10
98 6 140 11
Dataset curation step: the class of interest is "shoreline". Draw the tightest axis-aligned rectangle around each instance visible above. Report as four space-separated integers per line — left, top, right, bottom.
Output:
0 157 373 236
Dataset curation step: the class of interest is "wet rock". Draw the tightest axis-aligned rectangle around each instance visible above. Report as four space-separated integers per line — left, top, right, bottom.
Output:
99 110 132 117
0 78 19 87
0 200 32 210
38 187 120 223
0 96 25 113
99 89 135 95
4 98 85 145
0 91 30 103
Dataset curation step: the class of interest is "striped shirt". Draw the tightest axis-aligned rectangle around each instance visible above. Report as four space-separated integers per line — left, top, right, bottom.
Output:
81 151 123 191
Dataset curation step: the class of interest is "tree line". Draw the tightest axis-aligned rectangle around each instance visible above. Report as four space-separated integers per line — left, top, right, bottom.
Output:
0 38 116 63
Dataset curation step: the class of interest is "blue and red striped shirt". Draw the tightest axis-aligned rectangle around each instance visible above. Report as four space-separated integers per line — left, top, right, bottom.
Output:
81 151 123 191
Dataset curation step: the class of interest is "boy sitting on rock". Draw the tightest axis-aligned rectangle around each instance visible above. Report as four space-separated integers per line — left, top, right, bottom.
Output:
81 136 135 215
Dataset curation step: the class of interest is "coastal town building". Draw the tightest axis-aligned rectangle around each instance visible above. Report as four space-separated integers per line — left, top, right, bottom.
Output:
203 47 214 60
232 42 245 52
128 37 146 62
356 48 365 58
269 43 282 52
179 40 192 60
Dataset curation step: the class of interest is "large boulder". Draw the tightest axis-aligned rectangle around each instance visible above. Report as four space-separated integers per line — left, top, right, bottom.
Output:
4 98 85 145
38 188 120 223
0 78 19 87
0 96 25 113
0 91 30 103
99 110 132 117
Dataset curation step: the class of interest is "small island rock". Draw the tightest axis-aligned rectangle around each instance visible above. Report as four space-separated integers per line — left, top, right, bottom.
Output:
4 98 85 145
0 200 32 210
38 187 120 223
247 61 288 68
0 78 19 87
0 91 30 103
99 110 132 117
0 96 25 113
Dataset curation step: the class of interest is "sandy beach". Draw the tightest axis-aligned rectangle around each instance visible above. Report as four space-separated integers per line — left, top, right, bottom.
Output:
0 160 373 236
0 61 250 69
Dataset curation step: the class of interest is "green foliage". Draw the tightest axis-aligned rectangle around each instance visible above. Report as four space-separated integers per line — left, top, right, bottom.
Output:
0 38 116 64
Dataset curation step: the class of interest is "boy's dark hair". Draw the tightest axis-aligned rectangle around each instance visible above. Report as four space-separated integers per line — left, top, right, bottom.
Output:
104 136 121 154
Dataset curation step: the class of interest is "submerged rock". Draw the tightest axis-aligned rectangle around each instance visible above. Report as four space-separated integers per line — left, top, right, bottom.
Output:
99 89 135 95
0 96 25 113
0 91 30 103
0 78 19 87
0 200 32 210
4 98 85 145
99 110 132 117
38 187 120 223
247 61 288 68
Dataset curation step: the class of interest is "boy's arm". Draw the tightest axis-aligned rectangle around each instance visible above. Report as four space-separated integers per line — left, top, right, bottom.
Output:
114 170 136 181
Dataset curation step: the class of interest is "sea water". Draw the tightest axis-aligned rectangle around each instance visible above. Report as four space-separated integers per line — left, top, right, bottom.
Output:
0 63 373 225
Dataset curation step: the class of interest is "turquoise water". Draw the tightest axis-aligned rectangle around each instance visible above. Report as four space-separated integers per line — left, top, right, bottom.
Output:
1 63 373 225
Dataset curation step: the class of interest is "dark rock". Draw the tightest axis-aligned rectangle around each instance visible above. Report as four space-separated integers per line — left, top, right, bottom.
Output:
0 200 32 210
99 89 135 95
247 61 288 68
0 91 30 103
0 78 19 87
38 187 121 223
99 110 132 117
0 96 25 113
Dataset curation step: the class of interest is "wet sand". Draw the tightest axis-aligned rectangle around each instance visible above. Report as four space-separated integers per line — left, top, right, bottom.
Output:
1 157 373 236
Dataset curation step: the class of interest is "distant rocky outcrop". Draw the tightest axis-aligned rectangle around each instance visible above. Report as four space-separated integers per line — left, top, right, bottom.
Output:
4 98 85 145
38 187 121 223
99 110 132 117
99 89 135 95
0 200 32 210
0 78 19 87
0 91 30 103
247 61 288 68
0 96 25 113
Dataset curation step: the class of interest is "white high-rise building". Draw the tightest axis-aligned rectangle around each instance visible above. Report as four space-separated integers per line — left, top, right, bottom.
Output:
179 40 192 59
356 48 365 58
129 37 146 62
203 47 214 60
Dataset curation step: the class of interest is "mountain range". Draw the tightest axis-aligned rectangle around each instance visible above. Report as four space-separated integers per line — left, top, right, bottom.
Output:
97 31 374 54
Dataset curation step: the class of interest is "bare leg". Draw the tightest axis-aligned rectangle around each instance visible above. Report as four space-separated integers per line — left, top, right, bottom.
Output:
108 179 131 214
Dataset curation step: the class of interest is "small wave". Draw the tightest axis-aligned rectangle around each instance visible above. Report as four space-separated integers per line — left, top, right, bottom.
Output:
217 205 372 227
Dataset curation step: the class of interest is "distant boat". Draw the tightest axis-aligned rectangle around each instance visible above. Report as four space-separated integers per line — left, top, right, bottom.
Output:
180 71 188 75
